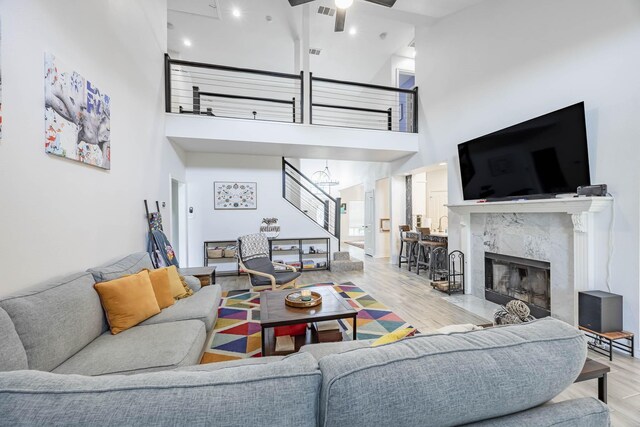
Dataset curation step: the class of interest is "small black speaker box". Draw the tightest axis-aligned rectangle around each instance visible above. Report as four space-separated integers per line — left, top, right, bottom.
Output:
578 290 623 333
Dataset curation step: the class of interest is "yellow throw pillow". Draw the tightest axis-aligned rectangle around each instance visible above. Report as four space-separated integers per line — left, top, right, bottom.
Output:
94 270 161 335
165 265 189 298
371 328 416 347
147 268 176 309
176 275 195 300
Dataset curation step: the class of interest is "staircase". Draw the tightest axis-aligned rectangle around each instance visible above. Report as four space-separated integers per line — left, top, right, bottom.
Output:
282 158 341 248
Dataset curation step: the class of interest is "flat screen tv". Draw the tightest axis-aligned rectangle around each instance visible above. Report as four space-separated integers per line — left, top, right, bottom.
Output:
457 102 591 201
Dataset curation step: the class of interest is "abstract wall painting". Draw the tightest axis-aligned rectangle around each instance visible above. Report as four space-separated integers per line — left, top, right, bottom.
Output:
214 182 257 210
44 53 111 169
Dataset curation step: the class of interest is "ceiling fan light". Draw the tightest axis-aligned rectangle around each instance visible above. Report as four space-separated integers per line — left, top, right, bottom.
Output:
335 0 353 9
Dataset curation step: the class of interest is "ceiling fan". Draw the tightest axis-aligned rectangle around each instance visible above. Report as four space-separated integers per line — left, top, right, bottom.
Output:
287 0 397 32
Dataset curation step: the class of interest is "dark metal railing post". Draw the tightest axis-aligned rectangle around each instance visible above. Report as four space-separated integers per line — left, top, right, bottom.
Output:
323 200 330 232
413 86 419 133
192 86 200 115
292 97 296 123
387 108 392 131
309 72 313 125
334 197 341 248
299 70 304 124
164 54 171 113
282 157 287 199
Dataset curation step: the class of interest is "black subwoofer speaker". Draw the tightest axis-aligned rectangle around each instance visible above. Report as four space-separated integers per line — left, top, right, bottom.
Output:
578 290 623 333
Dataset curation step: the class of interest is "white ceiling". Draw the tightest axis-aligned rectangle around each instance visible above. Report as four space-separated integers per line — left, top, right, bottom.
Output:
167 0 483 83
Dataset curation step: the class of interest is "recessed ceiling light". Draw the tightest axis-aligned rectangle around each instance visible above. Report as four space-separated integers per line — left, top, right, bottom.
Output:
335 0 353 9
232 8 241 18
439 162 447 166
349 27 357 35
183 39 192 47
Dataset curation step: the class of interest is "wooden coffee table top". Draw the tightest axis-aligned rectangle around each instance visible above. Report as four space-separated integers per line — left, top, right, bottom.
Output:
260 286 357 328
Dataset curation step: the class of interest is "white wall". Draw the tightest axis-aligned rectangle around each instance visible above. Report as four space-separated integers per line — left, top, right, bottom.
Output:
412 172 427 228
370 55 415 87
426 167 448 230
338 184 365 243
298 158 390 193
185 153 337 267
0 0 186 295
394 0 640 344
375 177 391 258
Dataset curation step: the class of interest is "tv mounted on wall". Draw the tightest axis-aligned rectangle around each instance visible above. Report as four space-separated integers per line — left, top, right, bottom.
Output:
457 102 591 201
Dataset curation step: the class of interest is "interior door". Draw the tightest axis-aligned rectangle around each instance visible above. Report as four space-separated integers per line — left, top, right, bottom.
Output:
171 178 188 266
364 191 375 256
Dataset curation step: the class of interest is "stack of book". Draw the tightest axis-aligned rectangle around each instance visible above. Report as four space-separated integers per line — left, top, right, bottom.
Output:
275 336 295 352
312 320 343 343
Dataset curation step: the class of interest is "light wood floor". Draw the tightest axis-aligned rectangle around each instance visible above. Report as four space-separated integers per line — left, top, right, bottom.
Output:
216 252 640 426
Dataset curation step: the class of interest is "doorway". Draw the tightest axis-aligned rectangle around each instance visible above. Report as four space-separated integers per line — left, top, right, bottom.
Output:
170 178 188 267
397 70 415 133
364 190 375 256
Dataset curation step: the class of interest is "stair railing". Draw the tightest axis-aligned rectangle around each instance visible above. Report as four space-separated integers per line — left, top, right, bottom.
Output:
282 158 341 247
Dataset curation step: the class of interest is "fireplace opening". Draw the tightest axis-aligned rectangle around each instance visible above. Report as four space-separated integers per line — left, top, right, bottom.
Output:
485 252 551 318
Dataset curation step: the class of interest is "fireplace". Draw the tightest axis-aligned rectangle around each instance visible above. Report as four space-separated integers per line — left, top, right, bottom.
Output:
485 252 551 318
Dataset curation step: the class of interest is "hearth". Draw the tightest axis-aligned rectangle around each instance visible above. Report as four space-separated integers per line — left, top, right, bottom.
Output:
485 252 551 318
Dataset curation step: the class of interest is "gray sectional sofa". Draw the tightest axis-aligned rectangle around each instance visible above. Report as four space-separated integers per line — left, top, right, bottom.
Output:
0 259 609 426
0 252 221 376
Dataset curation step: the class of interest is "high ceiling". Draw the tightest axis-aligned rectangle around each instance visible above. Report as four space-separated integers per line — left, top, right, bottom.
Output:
167 0 482 82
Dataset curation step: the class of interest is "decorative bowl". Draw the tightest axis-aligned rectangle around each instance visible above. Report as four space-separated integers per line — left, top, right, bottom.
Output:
285 291 322 308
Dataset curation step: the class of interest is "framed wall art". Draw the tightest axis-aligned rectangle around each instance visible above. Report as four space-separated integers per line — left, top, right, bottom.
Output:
44 52 111 169
214 182 257 210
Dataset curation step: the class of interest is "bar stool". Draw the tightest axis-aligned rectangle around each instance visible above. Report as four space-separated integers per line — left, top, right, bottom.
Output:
398 225 418 269
414 228 431 275
417 239 446 277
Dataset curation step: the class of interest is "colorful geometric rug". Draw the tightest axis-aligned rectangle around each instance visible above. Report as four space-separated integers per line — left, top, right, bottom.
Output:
200 282 416 364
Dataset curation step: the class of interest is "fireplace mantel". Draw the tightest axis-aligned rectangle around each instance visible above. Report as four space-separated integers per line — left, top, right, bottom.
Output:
446 196 613 325
447 196 612 215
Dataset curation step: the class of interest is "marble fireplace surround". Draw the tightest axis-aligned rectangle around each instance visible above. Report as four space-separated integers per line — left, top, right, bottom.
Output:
447 197 613 324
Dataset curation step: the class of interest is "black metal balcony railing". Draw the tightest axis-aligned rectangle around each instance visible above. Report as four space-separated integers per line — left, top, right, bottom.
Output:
164 54 417 133
165 55 303 123
310 74 418 133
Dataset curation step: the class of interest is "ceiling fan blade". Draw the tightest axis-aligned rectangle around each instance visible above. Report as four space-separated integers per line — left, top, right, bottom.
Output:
334 8 346 32
288 0 315 6
364 0 397 7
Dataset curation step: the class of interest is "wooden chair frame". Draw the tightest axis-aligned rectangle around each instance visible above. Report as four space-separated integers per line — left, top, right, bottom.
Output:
239 259 299 291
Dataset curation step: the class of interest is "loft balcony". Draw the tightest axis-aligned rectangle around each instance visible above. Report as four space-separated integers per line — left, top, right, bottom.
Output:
164 55 419 161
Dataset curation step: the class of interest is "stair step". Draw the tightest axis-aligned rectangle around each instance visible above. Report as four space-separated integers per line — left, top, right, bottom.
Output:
333 251 351 261
330 260 364 272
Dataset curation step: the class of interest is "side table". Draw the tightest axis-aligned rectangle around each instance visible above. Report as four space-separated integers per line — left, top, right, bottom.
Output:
575 358 610 403
178 266 216 286
579 326 635 361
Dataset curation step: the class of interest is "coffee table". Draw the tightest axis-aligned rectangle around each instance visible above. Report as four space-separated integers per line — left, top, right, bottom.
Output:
260 285 358 356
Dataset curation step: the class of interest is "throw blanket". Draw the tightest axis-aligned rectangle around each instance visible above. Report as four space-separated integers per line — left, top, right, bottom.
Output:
147 230 179 268
238 233 270 261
